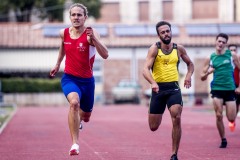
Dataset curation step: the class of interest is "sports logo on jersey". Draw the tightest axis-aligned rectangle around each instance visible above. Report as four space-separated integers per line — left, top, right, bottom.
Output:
78 43 86 52
223 59 230 64
163 59 170 66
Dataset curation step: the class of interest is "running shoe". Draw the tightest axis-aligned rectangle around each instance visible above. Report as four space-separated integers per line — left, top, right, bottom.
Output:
170 154 178 160
69 143 79 156
219 138 227 148
79 122 83 130
229 121 236 132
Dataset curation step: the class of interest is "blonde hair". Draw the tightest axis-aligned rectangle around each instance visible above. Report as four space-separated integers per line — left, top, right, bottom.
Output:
69 3 88 16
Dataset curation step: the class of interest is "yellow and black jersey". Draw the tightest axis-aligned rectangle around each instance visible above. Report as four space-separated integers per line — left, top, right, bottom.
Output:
152 42 179 83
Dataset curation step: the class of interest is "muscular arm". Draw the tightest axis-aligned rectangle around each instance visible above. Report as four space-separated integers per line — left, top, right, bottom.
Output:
49 29 65 77
178 45 194 88
200 57 214 81
142 44 159 93
87 28 108 59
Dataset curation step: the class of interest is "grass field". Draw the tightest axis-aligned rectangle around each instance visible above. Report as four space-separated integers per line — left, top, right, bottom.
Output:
0 105 16 129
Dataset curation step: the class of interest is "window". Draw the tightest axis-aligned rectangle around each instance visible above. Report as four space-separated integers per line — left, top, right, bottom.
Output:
162 0 173 20
139 1 149 22
192 0 218 19
97 2 120 23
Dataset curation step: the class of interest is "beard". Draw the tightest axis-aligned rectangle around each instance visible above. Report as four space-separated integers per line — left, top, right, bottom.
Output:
160 36 171 45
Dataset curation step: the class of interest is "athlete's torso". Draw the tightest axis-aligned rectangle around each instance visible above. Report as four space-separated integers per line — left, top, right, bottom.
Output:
63 28 96 78
152 42 179 83
210 49 235 90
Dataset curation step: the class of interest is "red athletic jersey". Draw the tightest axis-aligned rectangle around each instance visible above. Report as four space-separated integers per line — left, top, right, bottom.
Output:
234 67 239 86
63 28 96 78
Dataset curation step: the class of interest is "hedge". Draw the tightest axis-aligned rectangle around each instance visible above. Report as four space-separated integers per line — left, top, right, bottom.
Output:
0 78 62 93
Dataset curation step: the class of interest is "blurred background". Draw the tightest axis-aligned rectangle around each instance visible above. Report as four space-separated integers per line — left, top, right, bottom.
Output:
0 0 240 106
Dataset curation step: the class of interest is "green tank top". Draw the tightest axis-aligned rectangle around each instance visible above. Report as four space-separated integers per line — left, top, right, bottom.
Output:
210 49 235 90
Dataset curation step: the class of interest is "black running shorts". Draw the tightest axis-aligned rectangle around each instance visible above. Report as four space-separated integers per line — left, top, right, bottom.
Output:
149 82 183 114
211 90 236 102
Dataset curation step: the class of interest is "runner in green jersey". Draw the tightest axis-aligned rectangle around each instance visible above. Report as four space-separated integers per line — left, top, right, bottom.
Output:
201 33 240 148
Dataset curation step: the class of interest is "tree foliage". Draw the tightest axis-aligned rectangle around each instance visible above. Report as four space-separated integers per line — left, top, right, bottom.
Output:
0 0 102 22
0 0 10 22
35 0 65 22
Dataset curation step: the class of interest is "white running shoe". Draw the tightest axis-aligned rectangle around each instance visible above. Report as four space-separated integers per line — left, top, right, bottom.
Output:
79 122 83 130
69 143 79 156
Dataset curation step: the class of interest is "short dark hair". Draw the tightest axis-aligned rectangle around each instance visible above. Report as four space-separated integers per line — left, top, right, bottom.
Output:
156 21 171 36
228 44 237 49
216 33 229 42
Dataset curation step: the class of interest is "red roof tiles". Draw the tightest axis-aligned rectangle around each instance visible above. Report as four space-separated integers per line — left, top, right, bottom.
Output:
0 23 239 48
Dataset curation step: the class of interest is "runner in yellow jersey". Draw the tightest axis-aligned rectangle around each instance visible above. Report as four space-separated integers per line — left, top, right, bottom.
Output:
143 21 194 160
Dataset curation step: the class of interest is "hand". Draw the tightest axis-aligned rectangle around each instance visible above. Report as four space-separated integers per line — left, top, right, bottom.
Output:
151 82 159 93
86 26 94 39
184 79 191 89
235 87 240 94
207 66 215 74
49 65 59 78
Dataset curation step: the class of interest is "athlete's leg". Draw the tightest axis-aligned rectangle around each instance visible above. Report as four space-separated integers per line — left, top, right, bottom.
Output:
79 109 92 122
225 101 237 122
212 97 225 139
148 90 165 131
67 92 80 145
237 104 240 115
78 80 94 124
169 104 182 155
237 104 240 116
148 114 162 131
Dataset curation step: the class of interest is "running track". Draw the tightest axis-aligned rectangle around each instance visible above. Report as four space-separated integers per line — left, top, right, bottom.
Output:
0 104 239 160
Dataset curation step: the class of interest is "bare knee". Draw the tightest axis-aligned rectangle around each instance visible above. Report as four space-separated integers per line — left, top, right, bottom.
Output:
216 113 223 121
149 121 160 131
69 99 79 111
80 111 91 122
82 117 90 122
149 124 159 132
172 115 181 127
148 114 162 132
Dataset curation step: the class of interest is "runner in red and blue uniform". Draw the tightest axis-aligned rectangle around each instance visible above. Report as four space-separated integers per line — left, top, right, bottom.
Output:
50 3 108 156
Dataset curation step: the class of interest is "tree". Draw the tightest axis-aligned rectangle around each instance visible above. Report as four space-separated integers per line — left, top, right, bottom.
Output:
0 1 9 22
72 0 102 19
35 0 65 22
0 0 64 22
0 0 102 22
9 0 35 22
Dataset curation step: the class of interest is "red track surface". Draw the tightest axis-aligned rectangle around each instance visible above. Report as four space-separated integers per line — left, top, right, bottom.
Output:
0 104 239 160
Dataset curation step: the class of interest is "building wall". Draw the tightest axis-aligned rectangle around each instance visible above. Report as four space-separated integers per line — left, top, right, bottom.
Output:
219 0 234 22
237 0 240 21
0 49 60 71
174 0 192 23
96 0 240 23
